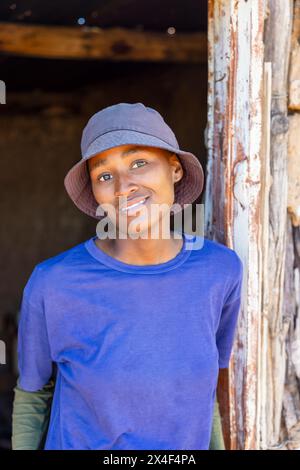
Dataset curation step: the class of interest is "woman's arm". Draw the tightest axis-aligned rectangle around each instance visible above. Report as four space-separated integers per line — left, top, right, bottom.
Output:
11 377 54 450
209 398 225 450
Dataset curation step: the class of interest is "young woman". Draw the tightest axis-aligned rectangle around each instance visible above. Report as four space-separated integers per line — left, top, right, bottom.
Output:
12 103 243 450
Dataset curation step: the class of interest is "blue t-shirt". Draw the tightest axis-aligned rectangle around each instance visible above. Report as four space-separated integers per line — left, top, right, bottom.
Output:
17 232 243 450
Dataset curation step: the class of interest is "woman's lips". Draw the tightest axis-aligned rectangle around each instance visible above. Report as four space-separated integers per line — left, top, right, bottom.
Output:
119 196 150 213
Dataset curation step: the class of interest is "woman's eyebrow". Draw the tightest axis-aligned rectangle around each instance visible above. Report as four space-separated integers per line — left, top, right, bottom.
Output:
90 146 147 170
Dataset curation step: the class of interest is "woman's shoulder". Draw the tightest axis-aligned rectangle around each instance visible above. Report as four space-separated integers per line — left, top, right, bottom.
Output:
23 238 90 296
36 239 87 270
187 234 243 277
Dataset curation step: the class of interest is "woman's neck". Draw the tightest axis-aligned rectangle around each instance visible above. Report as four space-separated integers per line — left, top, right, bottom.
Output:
95 230 183 265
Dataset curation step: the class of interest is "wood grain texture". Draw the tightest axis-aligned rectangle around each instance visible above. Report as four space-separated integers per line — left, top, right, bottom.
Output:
0 22 207 63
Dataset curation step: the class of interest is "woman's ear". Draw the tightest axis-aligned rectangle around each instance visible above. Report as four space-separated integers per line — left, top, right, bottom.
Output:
169 153 184 184
174 166 183 184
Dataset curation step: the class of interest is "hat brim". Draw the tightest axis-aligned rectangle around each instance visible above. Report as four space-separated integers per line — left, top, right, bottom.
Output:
64 130 204 220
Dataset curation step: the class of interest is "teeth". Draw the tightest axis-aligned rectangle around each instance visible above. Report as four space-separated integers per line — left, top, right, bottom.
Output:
121 198 147 212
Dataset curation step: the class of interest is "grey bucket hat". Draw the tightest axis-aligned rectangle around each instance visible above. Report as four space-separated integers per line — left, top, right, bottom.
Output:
64 102 205 220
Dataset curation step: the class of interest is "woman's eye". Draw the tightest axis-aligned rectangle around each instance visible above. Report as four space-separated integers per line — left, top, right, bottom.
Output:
97 160 147 182
132 160 147 169
97 173 111 182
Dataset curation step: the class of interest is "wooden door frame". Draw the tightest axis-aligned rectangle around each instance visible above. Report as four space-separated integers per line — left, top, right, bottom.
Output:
205 0 266 449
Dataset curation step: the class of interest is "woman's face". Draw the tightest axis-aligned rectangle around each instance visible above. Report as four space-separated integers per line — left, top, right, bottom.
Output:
88 144 183 236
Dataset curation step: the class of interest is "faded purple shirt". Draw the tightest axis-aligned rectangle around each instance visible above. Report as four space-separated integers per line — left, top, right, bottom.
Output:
17 232 243 450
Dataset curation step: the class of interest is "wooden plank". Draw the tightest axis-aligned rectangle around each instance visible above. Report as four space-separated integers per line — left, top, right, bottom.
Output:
0 22 207 63
264 0 294 447
288 0 300 110
282 219 300 450
206 0 265 449
287 114 300 226
259 61 272 450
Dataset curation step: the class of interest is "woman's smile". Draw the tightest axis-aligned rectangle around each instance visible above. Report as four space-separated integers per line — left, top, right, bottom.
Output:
120 196 150 214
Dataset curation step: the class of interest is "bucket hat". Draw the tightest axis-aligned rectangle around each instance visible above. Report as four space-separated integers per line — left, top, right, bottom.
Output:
64 102 204 220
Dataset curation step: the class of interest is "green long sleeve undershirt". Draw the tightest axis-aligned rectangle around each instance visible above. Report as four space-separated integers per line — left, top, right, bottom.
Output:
209 398 225 450
12 378 225 450
12 378 55 450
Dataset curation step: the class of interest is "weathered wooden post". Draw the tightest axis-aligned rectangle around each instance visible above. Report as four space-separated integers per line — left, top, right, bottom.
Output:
282 0 300 450
262 0 294 449
205 0 265 449
206 0 300 450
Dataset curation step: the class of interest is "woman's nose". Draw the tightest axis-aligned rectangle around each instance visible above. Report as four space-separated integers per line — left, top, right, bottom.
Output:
114 173 139 198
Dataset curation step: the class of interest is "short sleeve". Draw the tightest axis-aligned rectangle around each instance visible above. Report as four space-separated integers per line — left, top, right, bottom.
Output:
216 254 243 369
17 265 53 391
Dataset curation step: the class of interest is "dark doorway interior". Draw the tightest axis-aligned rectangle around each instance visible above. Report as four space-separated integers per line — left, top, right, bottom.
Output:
0 0 207 449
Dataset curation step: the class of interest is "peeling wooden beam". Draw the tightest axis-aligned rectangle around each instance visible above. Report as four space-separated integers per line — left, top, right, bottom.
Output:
264 0 294 448
207 0 296 451
259 61 272 450
288 0 300 110
287 113 300 227
206 0 265 450
0 22 207 63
